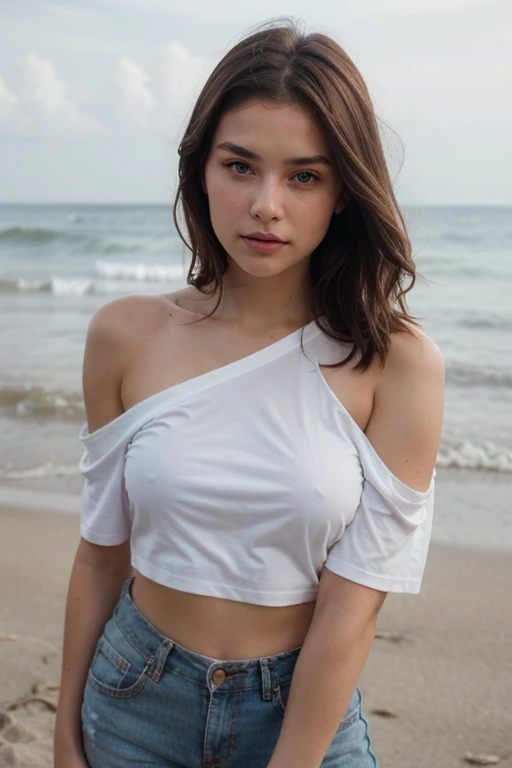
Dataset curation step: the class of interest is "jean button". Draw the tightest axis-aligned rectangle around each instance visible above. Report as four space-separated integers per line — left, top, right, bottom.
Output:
212 668 227 685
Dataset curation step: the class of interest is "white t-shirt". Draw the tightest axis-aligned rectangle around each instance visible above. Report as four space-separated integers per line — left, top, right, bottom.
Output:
78 317 435 606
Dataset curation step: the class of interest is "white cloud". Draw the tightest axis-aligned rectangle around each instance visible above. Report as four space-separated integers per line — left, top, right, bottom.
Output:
149 42 212 140
112 57 156 128
0 54 103 138
22 54 77 113
0 37 210 140
70 41 210 139
151 41 206 104
0 76 17 108
0 75 21 133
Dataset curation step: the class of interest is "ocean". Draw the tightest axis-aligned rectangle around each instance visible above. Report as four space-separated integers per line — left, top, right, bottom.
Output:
0 203 511 523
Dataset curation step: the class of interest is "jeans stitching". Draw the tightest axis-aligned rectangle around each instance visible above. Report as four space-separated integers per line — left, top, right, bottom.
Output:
87 667 148 699
216 691 239 766
97 634 131 674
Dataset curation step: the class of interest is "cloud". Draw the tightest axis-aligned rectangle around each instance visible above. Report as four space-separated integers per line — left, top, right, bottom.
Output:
89 44 209 138
0 36 211 141
0 76 22 134
0 77 17 109
111 57 156 128
0 53 103 138
148 42 212 139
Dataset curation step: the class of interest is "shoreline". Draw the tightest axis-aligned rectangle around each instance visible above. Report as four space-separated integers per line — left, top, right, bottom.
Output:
1 502 511 767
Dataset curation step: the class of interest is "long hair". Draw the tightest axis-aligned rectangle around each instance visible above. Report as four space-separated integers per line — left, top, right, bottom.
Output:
172 16 421 372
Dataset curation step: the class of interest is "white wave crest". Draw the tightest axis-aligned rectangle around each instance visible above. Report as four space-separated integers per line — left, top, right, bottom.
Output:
437 439 512 472
51 277 94 296
0 461 80 480
95 260 184 281
10 277 94 296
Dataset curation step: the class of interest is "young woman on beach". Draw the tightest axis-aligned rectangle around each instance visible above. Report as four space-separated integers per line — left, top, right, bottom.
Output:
53 17 444 768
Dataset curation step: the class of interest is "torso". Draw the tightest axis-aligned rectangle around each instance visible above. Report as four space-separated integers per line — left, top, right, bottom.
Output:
120 287 379 660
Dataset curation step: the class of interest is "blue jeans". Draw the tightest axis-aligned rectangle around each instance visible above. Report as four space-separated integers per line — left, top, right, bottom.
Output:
81 575 378 767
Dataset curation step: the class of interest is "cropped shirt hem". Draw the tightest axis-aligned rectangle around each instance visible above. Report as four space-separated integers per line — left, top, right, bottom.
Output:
131 552 319 607
323 558 422 594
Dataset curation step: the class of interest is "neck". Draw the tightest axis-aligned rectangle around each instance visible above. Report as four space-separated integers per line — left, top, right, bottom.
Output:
206 265 314 332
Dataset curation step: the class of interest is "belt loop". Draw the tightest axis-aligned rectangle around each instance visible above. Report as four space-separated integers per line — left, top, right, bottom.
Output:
146 638 174 683
259 658 273 701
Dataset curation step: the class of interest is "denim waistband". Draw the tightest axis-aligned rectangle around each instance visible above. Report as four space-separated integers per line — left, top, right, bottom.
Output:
113 575 303 693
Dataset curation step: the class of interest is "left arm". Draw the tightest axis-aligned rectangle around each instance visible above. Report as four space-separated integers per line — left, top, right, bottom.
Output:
268 330 445 768
267 573 385 768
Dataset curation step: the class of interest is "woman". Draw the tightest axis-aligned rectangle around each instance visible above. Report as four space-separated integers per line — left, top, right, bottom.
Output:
53 17 444 768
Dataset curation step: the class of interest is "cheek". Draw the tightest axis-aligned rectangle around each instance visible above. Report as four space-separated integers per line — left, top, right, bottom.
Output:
208 179 245 218
295 198 334 235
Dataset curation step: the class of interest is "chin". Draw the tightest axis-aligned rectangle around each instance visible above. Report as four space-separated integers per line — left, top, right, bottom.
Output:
237 254 293 276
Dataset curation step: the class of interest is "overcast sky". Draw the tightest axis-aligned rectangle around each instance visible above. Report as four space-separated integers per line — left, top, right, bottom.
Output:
0 0 510 205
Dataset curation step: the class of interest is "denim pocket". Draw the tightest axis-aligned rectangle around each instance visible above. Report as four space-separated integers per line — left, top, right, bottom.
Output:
87 631 150 699
273 676 361 730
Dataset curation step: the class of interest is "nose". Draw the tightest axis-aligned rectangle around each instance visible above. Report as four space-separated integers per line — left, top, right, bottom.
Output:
249 177 284 221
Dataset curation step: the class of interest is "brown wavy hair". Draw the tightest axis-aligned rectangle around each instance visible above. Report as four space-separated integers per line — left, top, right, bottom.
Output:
172 16 421 372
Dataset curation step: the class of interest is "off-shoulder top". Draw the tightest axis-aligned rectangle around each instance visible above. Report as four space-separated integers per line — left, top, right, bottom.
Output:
78 317 436 606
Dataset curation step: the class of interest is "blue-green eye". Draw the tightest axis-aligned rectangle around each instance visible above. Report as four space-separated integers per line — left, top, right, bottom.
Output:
294 170 318 185
228 161 251 175
225 161 319 185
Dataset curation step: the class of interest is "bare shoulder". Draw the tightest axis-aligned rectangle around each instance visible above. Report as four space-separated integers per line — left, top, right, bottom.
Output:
366 324 445 492
82 293 169 433
83 293 168 370
384 324 445 376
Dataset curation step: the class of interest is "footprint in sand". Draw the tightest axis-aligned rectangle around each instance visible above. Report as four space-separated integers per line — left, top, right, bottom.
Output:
0 711 38 743
0 690 60 768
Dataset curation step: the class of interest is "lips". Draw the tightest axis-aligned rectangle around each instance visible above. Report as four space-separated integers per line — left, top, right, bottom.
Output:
243 232 287 243
241 236 287 254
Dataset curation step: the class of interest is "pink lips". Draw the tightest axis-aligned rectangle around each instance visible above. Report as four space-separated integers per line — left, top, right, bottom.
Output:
241 236 288 254
243 231 286 242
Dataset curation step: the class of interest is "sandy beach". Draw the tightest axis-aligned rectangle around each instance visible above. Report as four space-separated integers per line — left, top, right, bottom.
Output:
0 495 511 768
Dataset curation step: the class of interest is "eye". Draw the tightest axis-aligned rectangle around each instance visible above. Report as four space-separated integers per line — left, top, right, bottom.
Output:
225 161 319 186
226 161 252 175
294 171 319 185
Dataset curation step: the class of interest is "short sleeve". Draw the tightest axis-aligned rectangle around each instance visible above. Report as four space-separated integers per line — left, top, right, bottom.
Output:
78 421 134 546
324 441 436 594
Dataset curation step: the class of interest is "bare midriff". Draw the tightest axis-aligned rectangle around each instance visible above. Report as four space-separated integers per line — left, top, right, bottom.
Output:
130 568 317 660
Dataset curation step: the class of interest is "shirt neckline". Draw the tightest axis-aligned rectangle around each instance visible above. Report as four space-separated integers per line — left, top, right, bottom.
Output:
81 316 324 442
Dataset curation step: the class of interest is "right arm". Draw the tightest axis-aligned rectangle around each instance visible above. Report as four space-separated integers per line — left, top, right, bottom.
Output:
53 297 138 766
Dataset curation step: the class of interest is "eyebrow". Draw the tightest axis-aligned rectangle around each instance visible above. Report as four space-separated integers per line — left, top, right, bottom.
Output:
216 141 333 167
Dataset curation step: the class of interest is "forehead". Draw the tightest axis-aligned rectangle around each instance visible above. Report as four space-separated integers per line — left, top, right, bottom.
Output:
212 99 331 155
